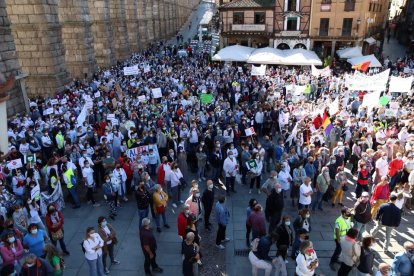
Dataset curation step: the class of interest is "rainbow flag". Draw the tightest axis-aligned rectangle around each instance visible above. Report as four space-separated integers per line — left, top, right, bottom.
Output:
322 112 333 135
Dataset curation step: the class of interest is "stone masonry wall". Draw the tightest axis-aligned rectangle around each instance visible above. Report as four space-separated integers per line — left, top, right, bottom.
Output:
0 0 25 115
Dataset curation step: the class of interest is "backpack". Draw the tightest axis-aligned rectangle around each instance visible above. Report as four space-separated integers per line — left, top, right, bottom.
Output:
250 238 260 252
81 240 88 253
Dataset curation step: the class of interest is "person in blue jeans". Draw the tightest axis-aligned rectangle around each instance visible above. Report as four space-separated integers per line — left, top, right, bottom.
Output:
135 182 151 229
83 227 105 276
312 168 330 211
215 195 230 250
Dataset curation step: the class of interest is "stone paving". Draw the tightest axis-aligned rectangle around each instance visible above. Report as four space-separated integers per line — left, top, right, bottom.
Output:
382 37 407 61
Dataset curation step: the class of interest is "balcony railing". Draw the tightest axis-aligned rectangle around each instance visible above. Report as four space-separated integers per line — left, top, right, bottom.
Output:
312 28 357 39
319 29 329 36
342 28 352 36
221 24 271 33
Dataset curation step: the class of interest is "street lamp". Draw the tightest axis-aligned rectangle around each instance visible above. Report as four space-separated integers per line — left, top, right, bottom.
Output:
356 18 361 33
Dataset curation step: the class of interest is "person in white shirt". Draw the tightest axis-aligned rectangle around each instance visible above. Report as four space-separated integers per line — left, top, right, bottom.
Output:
19 139 30 157
170 162 184 207
83 161 100 207
374 153 388 184
299 177 313 209
223 150 239 194
83 227 105 276
278 164 292 196
295 240 319 276
79 150 94 169
226 143 238 159
249 153 263 194
41 130 53 160
375 128 387 145
112 164 128 202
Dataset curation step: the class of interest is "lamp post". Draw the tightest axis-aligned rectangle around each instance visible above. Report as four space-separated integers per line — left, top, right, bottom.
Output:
356 18 361 34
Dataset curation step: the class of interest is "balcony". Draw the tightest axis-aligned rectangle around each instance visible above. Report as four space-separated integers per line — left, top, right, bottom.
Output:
319 29 329 36
311 28 358 40
342 28 352 37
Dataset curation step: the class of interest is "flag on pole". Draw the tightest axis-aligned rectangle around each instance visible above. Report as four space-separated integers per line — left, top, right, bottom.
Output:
352 61 371 73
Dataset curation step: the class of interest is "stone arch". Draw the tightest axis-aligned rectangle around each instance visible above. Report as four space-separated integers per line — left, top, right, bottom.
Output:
277 43 290 50
293 43 307 49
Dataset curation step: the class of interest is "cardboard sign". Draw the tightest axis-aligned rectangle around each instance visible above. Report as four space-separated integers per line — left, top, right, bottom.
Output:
107 114 115 120
60 99 67 105
151 88 162 98
50 99 59 105
43 108 54 115
246 159 257 170
138 95 146 102
245 127 256 136
31 184 40 200
123 65 139 76
7 158 23 170
94 92 101 98
251 65 266 76
238 67 243 73
200 93 213 104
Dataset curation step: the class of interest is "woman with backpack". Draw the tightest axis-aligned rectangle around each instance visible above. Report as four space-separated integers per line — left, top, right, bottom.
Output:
356 236 376 276
44 243 64 276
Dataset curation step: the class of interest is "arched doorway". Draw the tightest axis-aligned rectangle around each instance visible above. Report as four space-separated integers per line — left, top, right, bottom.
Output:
293 43 307 49
277 43 290 50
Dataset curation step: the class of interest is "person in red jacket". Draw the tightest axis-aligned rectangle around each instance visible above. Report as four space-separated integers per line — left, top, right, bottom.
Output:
388 153 404 191
122 158 133 193
356 163 369 198
370 177 390 219
177 205 190 239
313 114 323 130
45 204 70 255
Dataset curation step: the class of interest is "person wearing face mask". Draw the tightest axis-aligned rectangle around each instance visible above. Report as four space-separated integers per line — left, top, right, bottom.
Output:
11 170 26 205
329 208 352 271
62 164 81 209
223 150 238 195
152 184 170 233
19 253 54 276
337 228 361 275
275 216 293 251
97 217 120 274
356 235 376 276
247 204 266 241
83 226 105 276
352 192 372 239
265 184 284 234
355 163 370 199
102 175 118 220
139 218 164 276
249 153 263 195
388 153 404 191
79 150 94 170
201 180 214 231
312 167 330 212
299 177 313 210
196 146 207 182
23 224 49 258
391 241 414 276
12 205 29 236
0 232 24 269
41 130 53 161
82 161 100 207
370 176 390 218
177 205 191 240
185 189 202 221
374 153 388 185
45 204 70 256
295 240 319 276
112 163 128 202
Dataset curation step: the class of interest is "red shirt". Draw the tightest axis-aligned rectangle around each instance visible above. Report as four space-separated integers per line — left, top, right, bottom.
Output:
177 212 188 238
388 159 403 177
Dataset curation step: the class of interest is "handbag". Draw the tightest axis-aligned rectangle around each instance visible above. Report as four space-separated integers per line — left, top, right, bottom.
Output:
51 229 63 241
342 184 349 191
156 205 166 214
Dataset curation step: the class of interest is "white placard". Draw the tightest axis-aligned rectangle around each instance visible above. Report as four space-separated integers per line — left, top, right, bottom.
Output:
84 100 93 110
388 76 413 93
50 99 59 105
94 92 101 98
104 70 111 77
7 158 23 170
43 108 54 115
107 113 115 120
238 66 243 73
311 65 331 77
245 127 256 136
389 101 399 109
138 95 146 102
294 85 306 95
123 65 139 76
60 99 67 105
251 65 266 76
151 88 162 98
31 184 40 200
361 90 381 113
144 66 151 73
346 69 390 91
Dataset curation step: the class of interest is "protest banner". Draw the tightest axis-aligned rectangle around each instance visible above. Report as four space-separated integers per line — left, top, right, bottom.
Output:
31 184 40 200
123 65 139 76
388 76 413 93
151 88 162 98
251 65 266 76
311 65 331 77
138 95 146 102
60 99 67 105
43 108 54 116
7 158 22 170
345 69 390 91
40 183 64 214
94 91 101 98
126 145 161 164
245 127 256 136
50 99 59 105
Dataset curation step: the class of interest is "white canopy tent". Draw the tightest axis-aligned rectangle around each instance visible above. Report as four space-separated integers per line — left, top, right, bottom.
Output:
212 45 255 62
347 54 382 67
246 47 285 64
281 49 323 66
336 46 363 59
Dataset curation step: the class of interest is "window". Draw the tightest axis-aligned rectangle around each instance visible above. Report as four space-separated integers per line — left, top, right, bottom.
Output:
369 3 372 11
254 12 265 24
321 0 332 3
319 18 329 36
379 4 382 12
342 18 353 36
286 17 298 31
233 12 244 24
344 0 355 11
287 0 297 11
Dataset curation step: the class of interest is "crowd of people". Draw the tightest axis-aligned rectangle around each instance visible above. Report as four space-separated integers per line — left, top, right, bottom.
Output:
0 27 414 276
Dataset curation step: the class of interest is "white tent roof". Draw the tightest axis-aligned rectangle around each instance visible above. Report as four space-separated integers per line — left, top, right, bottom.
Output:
212 45 255 62
246 47 285 64
336 46 363 59
347 54 382 67
282 49 322 66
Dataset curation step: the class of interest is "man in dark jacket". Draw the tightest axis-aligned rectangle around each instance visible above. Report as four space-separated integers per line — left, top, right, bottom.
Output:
370 195 401 252
201 180 215 230
135 182 151 229
353 192 372 239
140 218 163 276
265 184 284 234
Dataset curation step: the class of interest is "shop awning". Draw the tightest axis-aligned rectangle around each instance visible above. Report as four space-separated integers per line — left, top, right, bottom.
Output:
364 37 376 45
246 47 285 64
336 46 363 59
212 45 255 62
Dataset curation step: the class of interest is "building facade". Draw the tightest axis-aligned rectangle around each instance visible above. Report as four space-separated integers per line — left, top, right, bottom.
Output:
310 0 390 57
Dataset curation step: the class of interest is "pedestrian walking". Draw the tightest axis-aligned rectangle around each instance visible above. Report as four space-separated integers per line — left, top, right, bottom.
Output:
265 184 284 234
356 235 376 276
295 240 319 276
248 231 279 276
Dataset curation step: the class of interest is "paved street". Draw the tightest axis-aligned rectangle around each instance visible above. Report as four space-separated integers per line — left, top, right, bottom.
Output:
382 37 407 61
